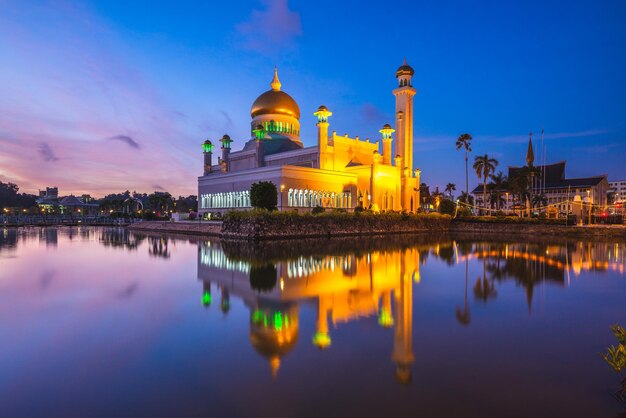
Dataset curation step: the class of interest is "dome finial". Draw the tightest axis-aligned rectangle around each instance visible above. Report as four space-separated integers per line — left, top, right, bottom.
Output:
270 67 281 91
403 57 407 66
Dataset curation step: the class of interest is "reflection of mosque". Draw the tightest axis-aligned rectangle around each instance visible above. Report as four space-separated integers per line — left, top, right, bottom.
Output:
197 241 420 383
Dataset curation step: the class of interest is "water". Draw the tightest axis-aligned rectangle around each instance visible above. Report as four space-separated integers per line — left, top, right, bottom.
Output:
0 227 625 418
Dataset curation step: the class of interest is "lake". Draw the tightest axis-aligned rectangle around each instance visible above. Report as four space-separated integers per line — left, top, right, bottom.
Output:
0 227 625 418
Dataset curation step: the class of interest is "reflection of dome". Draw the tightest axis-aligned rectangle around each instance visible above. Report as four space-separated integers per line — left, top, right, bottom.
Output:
249 305 299 379
250 69 300 119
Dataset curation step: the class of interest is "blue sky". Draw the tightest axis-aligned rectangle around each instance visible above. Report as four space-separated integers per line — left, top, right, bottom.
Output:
1 0 625 196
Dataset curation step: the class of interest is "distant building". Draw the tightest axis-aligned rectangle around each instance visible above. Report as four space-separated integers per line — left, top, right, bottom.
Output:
472 137 609 213
609 180 626 204
36 188 98 215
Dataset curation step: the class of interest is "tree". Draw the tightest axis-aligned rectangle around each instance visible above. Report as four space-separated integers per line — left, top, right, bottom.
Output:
250 181 277 210
455 134 472 203
438 198 456 215
444 183 456 199
147 191 173 214
459 191 474 206
0 181 37 208
489 171 508 210
473 154 498 213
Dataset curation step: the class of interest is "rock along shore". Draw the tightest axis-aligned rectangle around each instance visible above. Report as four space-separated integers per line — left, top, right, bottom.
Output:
127 215 626 241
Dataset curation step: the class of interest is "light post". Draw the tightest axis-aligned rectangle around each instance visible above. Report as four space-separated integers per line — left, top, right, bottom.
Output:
280 184 285 211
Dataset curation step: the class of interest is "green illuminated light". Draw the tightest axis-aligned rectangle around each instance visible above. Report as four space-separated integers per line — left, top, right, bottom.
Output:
252 309 263 323
274 312 283 331
312 332 331 349
378 309 394 327
202 291 212 306
202 141 213 153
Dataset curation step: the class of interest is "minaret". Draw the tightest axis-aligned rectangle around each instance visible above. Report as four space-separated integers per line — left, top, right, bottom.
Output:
219 134 232 172
202 139 213 175
314 105 333 170
393 58 417 174
380 124 395 165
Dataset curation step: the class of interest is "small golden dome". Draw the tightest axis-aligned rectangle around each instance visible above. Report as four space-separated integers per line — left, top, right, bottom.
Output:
251 69 300 119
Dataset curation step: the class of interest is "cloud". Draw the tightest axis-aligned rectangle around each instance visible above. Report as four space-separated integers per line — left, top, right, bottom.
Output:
38 142 59 162
220 110 234 130
480 129 609 144
572 143 621 154
361 103 388 125
116 282 139 299
108 134 141 149
235 0 302 54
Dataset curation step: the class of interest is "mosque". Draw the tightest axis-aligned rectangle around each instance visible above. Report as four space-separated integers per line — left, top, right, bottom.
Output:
198 60 421 217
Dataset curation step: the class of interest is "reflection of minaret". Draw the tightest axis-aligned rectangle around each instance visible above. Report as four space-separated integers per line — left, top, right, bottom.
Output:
392 251 414 385
313 297 332 349
378 290 394 328
202 282 212 308
220 286 230 313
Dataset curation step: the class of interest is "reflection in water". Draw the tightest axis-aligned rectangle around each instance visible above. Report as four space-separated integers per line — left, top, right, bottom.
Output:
199 240 425 384
198 237 626 384
1 227 625 417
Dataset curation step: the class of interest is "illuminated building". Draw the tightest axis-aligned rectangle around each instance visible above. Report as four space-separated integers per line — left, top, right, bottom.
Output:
472 136 609 213
198 61 421 217
608 180 626 204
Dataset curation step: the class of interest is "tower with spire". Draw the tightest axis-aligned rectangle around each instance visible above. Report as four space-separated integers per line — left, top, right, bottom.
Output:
393 58 417 174
526 132 535 166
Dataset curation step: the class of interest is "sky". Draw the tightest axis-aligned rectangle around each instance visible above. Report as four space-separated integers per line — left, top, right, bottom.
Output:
1 0 625 197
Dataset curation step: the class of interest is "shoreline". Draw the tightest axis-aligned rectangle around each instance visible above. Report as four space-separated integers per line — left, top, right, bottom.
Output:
125 217 626 241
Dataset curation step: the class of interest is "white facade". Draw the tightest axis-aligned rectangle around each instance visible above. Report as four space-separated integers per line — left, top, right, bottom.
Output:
609 180 626 203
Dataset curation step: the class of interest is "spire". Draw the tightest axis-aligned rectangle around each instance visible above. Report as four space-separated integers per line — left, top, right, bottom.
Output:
270 67 281 91
403 57 407 66
526 133 534 166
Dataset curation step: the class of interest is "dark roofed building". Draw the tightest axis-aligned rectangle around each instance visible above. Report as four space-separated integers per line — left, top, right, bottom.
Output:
472 160 609 213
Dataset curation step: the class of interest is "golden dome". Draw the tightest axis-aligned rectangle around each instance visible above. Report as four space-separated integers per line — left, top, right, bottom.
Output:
251 68 300 120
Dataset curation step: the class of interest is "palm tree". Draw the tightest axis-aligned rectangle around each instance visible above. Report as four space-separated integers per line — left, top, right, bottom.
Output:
455 134 472 203
474 256 497 302
473 154 498 214
490 171 508 210
445 183 456 199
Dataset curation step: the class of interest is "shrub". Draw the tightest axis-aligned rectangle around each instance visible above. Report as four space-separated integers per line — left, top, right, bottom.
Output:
312 205 325 215
438 199 456 216
354 206 364 213
250 181 277 211
188 212 197 220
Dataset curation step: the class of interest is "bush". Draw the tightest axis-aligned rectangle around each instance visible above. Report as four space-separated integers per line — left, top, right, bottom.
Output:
250 181 277 211
438 199 456 216
188 212 197 220
312 205 325 215
354 206 364 213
